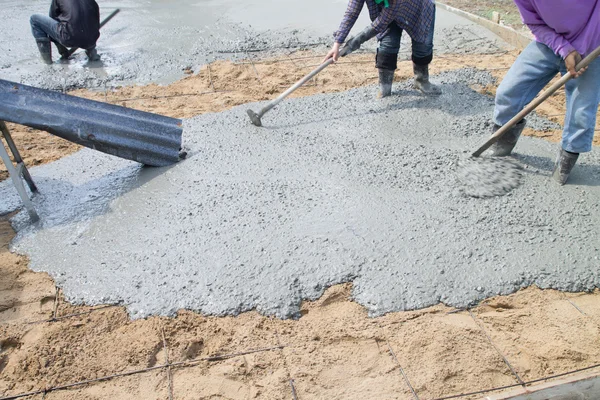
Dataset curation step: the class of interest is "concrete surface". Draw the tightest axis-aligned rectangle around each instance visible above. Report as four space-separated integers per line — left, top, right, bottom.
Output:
437 2 533 50
0 0 511 89
1 69 600 319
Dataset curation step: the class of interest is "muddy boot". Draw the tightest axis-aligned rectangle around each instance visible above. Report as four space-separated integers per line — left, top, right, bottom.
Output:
375 50 397 98
35 39 52 65
552 149 579 185
53 40 70 60
489 119 526 157
85 47 100 61
413 63 441 95
378 69 394 98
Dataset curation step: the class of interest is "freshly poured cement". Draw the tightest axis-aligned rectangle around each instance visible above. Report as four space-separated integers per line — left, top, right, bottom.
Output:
457 157 523 198
1 0 510 89
2 69 600 320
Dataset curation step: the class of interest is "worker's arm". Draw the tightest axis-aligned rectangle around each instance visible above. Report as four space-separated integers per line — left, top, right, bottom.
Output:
333 0 367 44
324 0 366 62
514 0 585 77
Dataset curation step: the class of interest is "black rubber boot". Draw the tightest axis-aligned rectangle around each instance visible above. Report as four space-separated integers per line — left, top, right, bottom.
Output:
413 63 441 95
375 50 397 98
35 39 52 65
52 40 70 59
489 119 526 157
86 47 100 61
377 69 394 98
552 149 579 185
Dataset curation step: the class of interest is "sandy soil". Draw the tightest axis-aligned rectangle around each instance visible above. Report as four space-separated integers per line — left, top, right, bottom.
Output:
2 217 600 399
2 50 600 399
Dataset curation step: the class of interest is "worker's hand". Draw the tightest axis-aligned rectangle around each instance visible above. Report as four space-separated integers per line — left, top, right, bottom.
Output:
565 50 587 78
322 42 341 64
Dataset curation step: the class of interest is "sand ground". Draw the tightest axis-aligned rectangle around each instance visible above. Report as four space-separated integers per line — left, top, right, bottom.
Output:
2 50 600 399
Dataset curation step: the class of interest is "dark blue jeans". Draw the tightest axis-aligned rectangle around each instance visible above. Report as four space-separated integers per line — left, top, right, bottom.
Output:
378 13 435 63
30 14 62 43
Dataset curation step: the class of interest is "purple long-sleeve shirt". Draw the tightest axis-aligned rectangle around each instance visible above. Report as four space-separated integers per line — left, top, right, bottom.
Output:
514 0 600 58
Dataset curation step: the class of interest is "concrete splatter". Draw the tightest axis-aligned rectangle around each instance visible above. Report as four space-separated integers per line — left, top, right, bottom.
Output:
456 156 522 198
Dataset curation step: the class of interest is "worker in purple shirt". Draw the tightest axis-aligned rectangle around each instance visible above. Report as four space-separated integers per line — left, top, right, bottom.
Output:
323 0 440 98
491 0 600 185
30 0 101 64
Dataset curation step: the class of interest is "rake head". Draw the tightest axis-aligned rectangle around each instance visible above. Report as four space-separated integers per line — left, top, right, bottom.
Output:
247 109 262 127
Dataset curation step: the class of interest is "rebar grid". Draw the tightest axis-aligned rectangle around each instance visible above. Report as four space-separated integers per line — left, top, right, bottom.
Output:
468 310 525 386
431 362 600 400
245 51 263 84
207 62 216 91
0 345 285 400
22 304 121 326
387 341 420 400
161 327 174 400
2 294 600 399
564 295 587 316
79 48 519 105
113 90 234 103
272 323 299 400
51 288 60 320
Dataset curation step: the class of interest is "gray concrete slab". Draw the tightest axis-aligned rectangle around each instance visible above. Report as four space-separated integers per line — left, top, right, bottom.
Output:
2 69 599 320
0 0 513 89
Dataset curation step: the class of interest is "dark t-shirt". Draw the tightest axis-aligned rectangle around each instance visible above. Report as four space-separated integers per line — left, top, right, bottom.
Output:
49 0 100 49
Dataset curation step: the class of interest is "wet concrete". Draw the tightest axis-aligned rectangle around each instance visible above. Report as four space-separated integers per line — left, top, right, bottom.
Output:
457 157 523 198
0 0 511 89
2 69 600 319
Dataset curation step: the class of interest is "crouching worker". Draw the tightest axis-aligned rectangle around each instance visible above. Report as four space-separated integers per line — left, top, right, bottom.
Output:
491 0 600 185
30 0 101 64
323 0 441 97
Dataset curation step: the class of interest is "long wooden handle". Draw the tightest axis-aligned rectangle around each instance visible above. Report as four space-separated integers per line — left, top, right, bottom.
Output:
256 38 360 118
472 45 600 157
257 58 335 117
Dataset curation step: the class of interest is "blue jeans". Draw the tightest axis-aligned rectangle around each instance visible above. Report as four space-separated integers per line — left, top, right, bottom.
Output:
378 13 435 64
495 41 600 153
30 14 62 43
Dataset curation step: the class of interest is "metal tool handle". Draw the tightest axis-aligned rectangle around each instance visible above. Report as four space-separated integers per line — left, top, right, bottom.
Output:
256 58 335 118
0 121 37 192
66 9 120 57
472 45 600 157
255 39 362 119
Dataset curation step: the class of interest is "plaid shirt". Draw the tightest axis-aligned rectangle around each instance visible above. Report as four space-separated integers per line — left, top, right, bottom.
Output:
333 0 435 44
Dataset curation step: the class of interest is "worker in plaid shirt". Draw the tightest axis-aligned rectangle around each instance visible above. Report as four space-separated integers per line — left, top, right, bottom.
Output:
323 0 440 98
